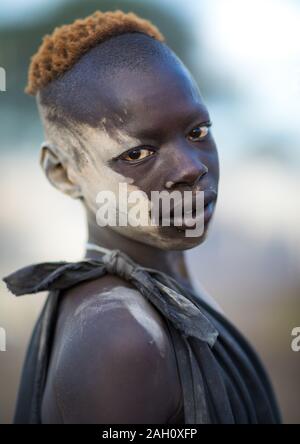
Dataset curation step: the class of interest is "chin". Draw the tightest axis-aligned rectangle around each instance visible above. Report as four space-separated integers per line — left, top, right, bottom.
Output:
117 223 210 251
156 225 210 251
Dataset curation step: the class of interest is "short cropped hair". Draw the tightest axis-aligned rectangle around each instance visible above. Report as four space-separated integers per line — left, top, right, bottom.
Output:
26 10 164 95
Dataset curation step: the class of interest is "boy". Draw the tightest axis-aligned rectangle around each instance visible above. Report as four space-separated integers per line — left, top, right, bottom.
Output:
4 10 281 424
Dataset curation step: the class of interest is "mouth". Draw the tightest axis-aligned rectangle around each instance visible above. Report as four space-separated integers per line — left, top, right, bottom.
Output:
156 189 217 231
172 200 216 231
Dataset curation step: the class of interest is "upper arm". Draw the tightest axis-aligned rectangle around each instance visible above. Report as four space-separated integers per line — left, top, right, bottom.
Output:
44 287 182 424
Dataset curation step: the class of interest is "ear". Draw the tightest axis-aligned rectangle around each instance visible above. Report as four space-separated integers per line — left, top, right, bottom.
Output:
40 143 82 199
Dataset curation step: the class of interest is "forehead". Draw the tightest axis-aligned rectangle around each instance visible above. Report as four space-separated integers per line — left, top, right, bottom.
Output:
107 61 209 139
65 55 209 139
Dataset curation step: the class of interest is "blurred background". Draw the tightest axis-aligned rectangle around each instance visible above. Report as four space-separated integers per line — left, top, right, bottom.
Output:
0 0 299 424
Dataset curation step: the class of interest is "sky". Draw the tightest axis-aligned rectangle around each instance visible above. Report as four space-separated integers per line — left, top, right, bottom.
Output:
1 0 299 151
0 0 62 24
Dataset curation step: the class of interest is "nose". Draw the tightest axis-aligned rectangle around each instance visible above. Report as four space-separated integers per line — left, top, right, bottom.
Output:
165 145 208 190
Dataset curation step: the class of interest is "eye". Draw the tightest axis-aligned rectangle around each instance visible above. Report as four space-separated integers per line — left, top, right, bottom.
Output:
119 147 156 162
188 123 211 142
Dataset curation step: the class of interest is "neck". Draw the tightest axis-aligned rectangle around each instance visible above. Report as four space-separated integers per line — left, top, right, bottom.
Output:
85 208 193 289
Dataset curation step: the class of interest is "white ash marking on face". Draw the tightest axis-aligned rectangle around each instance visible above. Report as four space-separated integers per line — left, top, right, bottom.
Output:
65 123 174 248
38 109 192 249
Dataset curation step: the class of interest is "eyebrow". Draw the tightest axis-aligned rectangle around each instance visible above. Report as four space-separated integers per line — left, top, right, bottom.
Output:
182 106 211 129
127 105 211 142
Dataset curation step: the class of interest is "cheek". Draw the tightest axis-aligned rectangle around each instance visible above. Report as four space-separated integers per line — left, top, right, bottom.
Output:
210 152 220 186
112 157 166 198
207 141 219 175
77 161 148 215
77 162 206 249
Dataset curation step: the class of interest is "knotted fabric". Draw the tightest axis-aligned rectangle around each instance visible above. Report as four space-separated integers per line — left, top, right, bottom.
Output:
3 248 281 424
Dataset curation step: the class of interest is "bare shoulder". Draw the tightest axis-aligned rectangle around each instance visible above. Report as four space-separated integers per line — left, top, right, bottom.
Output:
41 274 182 424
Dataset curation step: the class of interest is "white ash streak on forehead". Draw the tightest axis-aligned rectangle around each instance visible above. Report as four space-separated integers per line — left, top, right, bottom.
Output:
37 97 138 164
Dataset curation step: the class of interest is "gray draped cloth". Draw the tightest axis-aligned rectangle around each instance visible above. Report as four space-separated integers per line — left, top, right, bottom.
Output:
3 248 281 424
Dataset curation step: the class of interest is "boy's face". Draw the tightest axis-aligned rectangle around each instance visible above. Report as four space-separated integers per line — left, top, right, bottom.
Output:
44 53 219 250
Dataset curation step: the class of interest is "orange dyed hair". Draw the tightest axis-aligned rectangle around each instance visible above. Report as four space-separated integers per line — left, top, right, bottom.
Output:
26 10 164 95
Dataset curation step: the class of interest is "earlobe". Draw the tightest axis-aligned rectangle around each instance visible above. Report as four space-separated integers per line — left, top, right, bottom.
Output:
39 143 82 199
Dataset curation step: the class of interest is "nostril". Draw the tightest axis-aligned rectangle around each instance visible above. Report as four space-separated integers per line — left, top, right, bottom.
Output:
164 161 208 190
200 165 209 177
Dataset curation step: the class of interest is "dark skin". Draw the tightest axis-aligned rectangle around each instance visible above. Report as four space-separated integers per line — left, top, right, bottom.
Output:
84 55 219 281
40 35 219 423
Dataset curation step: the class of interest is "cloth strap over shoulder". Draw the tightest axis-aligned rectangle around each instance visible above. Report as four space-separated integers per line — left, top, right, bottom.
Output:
3 247 282 425
4 248 221 424
3 249 218 347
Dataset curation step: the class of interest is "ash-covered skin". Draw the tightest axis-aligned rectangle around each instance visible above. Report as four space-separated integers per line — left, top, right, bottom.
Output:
38 33 219 250
73 286 167 358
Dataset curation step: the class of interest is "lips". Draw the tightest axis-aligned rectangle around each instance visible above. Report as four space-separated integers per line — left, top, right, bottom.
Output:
156 189 217 229
170 189 217 218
